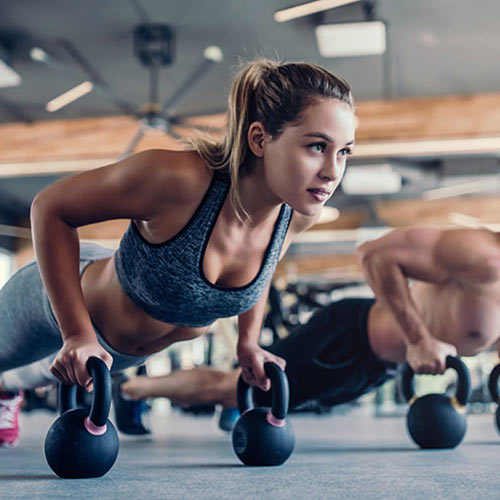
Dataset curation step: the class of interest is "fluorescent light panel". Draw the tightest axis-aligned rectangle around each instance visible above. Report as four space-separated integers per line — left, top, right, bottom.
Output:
46 81 94 112
0 58 21 88
316 21 386 57
423 177 500 200
274 0 359 22
342 164 401 194
353 136 500 158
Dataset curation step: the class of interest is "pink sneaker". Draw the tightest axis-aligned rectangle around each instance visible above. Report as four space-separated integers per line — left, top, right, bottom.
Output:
0 391 23 448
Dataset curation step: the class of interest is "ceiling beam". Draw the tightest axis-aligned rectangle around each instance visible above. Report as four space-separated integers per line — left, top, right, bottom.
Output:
377 195 500 226
1 92 500 174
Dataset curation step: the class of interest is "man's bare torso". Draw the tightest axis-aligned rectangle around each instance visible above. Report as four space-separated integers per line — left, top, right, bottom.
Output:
368 278 500 363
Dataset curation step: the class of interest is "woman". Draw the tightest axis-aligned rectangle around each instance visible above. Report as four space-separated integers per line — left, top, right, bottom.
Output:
0 58 356 446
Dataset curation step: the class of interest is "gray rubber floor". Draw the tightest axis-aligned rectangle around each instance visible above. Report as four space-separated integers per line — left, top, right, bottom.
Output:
1 409 499 499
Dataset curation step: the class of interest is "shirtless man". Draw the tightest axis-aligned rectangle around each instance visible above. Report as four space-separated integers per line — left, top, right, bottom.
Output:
113 226 500 414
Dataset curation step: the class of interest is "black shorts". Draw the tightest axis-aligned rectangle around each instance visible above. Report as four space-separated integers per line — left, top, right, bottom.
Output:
254 298 398 409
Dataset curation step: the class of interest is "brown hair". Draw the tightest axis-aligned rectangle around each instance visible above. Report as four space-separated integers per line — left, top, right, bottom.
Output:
186 58 354 220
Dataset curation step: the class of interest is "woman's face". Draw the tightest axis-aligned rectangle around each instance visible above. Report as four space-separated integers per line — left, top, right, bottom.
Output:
262 98 355 216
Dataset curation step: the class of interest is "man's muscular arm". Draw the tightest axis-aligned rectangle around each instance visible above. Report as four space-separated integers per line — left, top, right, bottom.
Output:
356 226 500 373
357 226 445 343
432 228 500 285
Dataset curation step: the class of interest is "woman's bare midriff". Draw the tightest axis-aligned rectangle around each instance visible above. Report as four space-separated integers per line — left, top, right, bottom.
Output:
367 280 500 364
80 256 210 356
79 205 287 357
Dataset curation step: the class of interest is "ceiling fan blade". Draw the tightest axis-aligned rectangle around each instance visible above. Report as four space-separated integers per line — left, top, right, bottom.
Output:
56 38 138 116
161 46 223 115
165 127 187 142
118 126 145 160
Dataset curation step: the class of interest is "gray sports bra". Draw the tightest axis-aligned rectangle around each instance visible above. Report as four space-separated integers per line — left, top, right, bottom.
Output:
114 171 293 327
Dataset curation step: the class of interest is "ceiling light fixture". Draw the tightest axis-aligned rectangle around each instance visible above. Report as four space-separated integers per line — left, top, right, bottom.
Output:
274 0 359 23
0 43 21 88
29 46 49 63
315 21 386 57
353 136 500 158
46 81 94 112
423 178 500 200
341 164 401 194
0 58 21 87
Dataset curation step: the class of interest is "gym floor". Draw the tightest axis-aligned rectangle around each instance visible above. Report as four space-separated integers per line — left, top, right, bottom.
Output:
2 409 498 499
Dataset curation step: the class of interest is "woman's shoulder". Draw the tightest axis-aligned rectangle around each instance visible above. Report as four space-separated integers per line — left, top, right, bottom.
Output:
136 148 214 204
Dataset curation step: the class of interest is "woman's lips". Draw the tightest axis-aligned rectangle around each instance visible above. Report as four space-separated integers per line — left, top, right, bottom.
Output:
307 188 330 202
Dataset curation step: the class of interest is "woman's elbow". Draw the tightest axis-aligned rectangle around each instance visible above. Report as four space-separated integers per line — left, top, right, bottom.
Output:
30 191 49 223
30 188 62 226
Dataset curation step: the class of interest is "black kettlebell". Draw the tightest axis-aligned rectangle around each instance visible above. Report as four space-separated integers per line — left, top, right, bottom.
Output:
45 357 119 478
400 355 470 449
487 363 500 434
232 362 294 466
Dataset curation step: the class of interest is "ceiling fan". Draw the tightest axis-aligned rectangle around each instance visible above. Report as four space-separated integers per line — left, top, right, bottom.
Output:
29 9 224 160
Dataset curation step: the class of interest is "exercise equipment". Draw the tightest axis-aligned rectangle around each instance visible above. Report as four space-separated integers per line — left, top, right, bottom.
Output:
401 355 470 449
44 357 119 478
232 362 294 466
487 363 500 434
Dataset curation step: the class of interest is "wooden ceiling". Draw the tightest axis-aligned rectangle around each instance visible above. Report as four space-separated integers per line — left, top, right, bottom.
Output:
2 92 500 165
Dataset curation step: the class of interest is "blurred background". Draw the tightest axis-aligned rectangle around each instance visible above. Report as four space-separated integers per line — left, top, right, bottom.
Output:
1 0 499 418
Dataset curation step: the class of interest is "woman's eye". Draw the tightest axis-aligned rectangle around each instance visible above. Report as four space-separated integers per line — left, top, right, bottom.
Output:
339 147 353 157
308 143 326 153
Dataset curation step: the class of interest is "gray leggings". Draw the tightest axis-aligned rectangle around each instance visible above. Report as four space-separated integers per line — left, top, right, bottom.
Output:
0 242 148 391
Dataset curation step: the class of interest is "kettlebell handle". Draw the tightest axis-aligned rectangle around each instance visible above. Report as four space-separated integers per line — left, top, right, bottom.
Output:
400 355 470 406
237 362 289 420
59 357 112 427
487 363 500 404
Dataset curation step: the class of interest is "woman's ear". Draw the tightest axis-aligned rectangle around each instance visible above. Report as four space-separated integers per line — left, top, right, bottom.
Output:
247 122 268 158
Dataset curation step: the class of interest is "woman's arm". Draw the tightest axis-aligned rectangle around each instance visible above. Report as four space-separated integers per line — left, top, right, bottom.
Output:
237 282 286 391
356 226 445 347
236 210 319 389
31 149 205 387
